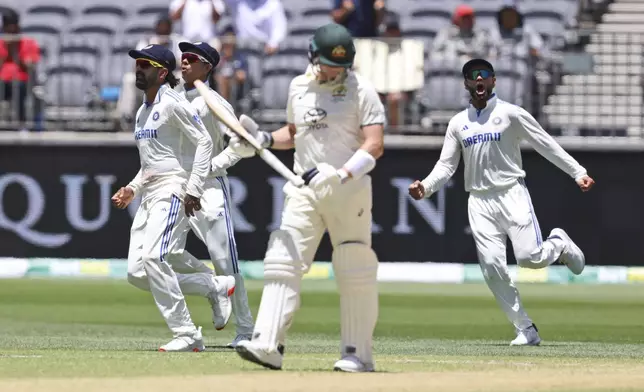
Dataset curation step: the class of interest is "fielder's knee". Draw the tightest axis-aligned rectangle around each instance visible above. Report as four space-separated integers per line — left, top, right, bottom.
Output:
515 247 549 269
263 230 303 281
127 269 150 291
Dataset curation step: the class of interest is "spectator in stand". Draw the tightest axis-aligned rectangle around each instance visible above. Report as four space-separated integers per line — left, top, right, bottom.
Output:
215 26 248 104
0 10 40 131
378 11 408 127
117 16 187 126
223 0 287 55
431 5 494 61
332 0 385 38
169 0 225 45
490 1 545 62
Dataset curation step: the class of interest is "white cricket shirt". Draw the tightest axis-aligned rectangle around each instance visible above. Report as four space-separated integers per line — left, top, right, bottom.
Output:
129 84 213 202
179 81 242 177
421 94 587 195
287 68 386 175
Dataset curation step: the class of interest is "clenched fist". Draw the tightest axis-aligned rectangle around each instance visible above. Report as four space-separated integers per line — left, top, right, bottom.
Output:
111 186 134 209
576 175 595 192
408 180 426 200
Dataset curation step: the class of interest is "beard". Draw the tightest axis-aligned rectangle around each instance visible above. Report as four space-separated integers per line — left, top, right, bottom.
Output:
135 71 153 90
467 80 494 101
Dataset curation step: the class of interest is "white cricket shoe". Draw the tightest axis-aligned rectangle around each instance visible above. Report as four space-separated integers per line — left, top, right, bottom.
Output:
235 340 283 370
510 323 541 346
159 326 205 352
549 228 585 275
208 275 236 330
227 333 252 349
333 355 375 373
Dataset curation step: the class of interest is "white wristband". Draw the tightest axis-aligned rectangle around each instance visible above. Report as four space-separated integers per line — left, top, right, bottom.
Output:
343 149 376 180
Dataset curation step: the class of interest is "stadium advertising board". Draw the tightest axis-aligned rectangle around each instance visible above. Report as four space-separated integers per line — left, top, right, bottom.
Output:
1 145 642 265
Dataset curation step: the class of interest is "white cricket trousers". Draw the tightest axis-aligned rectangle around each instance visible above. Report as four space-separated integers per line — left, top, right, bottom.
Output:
127 193 198 337
182 176 254 335
468 179 564 331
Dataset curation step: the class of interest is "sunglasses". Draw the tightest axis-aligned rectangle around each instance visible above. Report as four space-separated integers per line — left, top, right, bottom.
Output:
136 58 165 69
467 69 494 80
181 52 209 64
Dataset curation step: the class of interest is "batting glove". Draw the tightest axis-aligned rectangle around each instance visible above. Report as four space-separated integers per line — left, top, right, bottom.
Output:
301 163 349 192
228 133 256 158
240 114 273 149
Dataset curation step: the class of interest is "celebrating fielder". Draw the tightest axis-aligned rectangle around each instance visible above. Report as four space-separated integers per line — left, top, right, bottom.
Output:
176 41 255 347
232 23 386 372
409 59 595 346
111 45 234 352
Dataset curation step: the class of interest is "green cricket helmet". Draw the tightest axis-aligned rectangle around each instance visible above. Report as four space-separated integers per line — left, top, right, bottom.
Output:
308 23 356 68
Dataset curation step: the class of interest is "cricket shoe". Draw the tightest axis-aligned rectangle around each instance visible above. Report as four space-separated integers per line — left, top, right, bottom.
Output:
333 355 375 373
227 333 252 349
510 323 541 346
159 326 205 352
235 340 283 370
549 228 585 275
208 275 236 330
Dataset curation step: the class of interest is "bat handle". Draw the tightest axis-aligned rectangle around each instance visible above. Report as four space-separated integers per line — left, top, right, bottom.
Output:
257 149 305 187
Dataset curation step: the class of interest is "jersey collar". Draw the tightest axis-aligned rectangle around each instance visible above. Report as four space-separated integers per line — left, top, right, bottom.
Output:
143 84 169 107
469 93 497 118
184 79 209 101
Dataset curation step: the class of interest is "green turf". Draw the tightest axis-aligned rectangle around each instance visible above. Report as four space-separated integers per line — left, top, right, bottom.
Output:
0 279 643 382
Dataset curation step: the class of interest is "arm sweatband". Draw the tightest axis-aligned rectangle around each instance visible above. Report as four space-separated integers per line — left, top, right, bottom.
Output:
343 149 376 180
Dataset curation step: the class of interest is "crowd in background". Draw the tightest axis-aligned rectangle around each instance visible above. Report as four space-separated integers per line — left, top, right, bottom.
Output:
0 0 555 132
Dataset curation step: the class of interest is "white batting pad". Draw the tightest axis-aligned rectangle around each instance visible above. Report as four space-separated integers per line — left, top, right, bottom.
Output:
332 242 379 366
252 230 303 352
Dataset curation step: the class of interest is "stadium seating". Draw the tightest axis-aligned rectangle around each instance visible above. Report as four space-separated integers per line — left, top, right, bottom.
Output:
5 0 631 135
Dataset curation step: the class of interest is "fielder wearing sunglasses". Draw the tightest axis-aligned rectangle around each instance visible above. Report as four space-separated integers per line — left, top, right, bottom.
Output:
463 59 496 105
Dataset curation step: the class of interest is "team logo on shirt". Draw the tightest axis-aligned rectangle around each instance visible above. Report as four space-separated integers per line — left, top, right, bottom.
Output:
303 108 328 130
332 85 347 101
152 111 160 121
462 132 501 148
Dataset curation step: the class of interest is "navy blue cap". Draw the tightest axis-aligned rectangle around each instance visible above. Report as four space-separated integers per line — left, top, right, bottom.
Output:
179 41 220 68
462 58 494 78
129 44 177 71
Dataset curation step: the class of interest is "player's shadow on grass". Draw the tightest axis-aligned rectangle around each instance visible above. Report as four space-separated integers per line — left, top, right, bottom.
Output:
205 344 235 351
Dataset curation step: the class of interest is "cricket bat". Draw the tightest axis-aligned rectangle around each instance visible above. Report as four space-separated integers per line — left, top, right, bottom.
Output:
193 79 304 187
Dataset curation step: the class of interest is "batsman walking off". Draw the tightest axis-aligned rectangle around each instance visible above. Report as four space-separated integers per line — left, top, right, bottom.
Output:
409 59 595 346
111 44 234 351
176 41 255 347
232 23 386 372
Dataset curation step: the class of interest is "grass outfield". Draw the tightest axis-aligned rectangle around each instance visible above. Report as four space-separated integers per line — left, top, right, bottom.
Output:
0 279 643 391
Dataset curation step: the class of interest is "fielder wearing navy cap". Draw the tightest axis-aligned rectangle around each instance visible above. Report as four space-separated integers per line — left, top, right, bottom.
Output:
129 44 177 72
179 41 221 68
130 44 180 91
462 58 495 79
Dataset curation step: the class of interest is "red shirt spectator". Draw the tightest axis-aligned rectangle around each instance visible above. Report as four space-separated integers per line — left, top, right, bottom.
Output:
0 37 40 82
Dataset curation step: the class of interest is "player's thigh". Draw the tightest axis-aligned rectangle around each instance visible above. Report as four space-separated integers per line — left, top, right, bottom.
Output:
325 179 373 248
500 182 542 262
468 195 508 265
267 190 325 271
141 194 190 264
127 201 148 277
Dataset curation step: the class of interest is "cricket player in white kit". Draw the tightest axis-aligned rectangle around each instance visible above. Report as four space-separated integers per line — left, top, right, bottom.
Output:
409 59 596 346
111 45 235 352
232 23 386 372
176 41 255 347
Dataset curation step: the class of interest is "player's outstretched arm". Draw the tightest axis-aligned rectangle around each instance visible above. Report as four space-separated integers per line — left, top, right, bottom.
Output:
413 123 461 199
512 106 595 192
